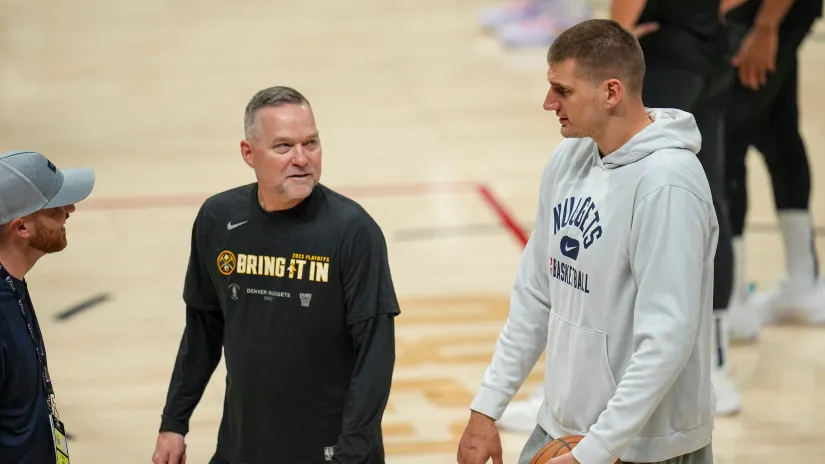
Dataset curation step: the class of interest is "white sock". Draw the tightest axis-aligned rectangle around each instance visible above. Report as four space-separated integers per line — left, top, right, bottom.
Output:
777 210 818 285
712 311 729 373
731 235 747 302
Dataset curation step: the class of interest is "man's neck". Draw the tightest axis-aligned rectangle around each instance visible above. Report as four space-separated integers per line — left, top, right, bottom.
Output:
594 103 652 157
257 186 301 212
0 244 40 280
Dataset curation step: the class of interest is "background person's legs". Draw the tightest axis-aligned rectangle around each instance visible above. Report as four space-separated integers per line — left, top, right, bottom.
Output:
724 20 822 338
733 59 822 321
642 64 740 416
725 117 761 339
643 65 735 312
691 79 742 416
689 73 736 314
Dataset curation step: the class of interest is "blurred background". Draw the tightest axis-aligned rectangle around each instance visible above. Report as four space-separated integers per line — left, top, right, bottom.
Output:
2 0 824 462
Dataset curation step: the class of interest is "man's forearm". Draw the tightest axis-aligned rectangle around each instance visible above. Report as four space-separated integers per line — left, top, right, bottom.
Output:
468 285 549 420
611 0 648 29
159 305 225 435
469 203 552 421
754 0 796 28
334 314 396 463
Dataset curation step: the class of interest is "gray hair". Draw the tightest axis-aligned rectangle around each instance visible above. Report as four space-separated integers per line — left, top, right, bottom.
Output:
244 86 311 141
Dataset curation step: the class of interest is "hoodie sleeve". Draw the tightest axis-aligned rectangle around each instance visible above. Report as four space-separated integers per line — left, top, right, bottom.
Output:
469 163 554 420
572 184 713 464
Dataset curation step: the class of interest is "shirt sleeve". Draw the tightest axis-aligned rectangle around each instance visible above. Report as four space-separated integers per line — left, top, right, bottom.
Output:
159 305 225 435
332 313 396 463
182 207 221 312
159 207 225 435
332 214 399 462
0 333 6 394
469 164 554 420
340 215 400 325
572 185 713 464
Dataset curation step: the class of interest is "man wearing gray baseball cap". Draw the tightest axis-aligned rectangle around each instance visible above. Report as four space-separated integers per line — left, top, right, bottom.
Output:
0 149 94 463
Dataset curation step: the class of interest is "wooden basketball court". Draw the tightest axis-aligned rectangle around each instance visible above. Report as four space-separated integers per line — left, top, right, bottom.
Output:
1 0 824 462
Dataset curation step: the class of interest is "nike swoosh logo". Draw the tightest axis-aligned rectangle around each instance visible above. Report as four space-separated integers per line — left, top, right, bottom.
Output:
227 220 248 230
563 243 577 252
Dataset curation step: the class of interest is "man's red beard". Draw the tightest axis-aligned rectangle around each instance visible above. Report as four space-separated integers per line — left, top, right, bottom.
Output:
27 218 67 254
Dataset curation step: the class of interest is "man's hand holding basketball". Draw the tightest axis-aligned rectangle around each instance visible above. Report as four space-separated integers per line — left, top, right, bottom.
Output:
456 410 504 464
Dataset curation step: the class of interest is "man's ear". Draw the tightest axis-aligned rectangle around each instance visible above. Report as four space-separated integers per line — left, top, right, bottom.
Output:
6 217 31 240
240 139 255 169
604 78 624 109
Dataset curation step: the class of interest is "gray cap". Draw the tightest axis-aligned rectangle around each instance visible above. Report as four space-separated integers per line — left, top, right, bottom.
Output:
0 150 95 224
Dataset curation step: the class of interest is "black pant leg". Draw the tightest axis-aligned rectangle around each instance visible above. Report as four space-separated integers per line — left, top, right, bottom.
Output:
692 73 736 311
642 64 736 310
724 20 816 233
755 56 811 212
725 124 754 238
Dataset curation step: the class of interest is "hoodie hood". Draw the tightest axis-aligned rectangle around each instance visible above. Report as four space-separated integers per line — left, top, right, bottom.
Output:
600 108 702 170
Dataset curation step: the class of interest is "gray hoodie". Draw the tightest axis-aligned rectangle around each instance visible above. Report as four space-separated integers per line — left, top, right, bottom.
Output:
470 108 717 464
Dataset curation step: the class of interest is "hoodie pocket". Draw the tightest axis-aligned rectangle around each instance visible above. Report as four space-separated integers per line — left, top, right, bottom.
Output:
545 311 618 433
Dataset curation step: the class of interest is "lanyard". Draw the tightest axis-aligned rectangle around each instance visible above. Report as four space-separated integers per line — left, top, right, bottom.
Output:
0 264 57 408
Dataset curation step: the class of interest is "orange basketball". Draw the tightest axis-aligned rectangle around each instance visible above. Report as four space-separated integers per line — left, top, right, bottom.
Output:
530 435 583 464
530 436 622 464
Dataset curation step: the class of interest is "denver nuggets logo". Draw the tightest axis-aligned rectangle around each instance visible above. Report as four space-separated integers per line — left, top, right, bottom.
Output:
217 250 236 275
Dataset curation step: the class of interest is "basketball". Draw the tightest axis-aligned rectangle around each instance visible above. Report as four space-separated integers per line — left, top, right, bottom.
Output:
530 436 623 464
530 435 584 464
529 436 583 464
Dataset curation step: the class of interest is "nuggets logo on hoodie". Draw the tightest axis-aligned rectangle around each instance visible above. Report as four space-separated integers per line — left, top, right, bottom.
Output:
547 195 602 294
552 196 604 252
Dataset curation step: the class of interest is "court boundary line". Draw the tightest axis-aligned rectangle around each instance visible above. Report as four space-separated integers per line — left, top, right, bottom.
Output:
75 182 805 249
77 180 532 247
79 181 482 210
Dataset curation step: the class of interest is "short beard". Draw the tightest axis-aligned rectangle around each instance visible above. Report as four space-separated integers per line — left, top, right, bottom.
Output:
276 175 317 199
27 218 67 254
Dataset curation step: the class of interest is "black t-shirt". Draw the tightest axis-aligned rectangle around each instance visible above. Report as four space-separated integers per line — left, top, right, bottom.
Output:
636 0 731 71
726 0 823 28
0 277 56 464
161 183 400 464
